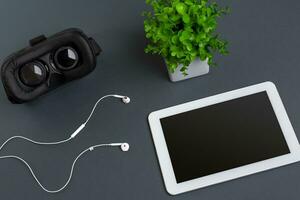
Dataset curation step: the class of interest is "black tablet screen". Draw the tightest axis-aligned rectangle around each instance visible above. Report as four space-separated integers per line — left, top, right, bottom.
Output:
160 92 290 183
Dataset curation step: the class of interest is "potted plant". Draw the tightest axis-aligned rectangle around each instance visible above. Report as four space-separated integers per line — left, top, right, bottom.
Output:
143 0 229 82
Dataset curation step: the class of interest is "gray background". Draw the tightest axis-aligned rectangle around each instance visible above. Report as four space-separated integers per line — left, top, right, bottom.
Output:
0 0 299 199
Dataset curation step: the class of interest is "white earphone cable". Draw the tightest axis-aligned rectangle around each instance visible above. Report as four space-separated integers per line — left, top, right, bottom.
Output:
0 143 120 193
84 95 117 125
0 94 129 193
0 136 72 149
0 94 124 148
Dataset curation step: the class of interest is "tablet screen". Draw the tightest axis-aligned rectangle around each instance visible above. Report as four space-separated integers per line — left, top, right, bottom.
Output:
160 92 290 183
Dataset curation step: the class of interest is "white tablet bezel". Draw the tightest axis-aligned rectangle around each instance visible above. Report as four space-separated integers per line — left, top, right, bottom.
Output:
148 81 300 195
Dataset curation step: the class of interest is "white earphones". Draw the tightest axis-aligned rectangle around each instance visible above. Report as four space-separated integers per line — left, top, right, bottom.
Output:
89 143 130 152
0 94 131 193
109 143 130 151
112 95 131 104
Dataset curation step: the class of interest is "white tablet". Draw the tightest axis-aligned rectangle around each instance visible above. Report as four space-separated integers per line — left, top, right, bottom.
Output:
148 82 300 195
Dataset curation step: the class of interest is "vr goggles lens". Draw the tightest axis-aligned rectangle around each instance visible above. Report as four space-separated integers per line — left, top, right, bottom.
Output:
54 46 79 70
19 61 48 87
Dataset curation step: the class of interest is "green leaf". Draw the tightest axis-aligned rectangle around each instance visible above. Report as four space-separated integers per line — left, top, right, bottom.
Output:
182 14 190 23
175 2 187 15
171 14 181 22
186 42 193 51
171 35 178 44
179 30 191 42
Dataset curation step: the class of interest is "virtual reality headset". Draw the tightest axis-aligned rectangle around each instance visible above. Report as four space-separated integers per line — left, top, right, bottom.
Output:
1 28 101 103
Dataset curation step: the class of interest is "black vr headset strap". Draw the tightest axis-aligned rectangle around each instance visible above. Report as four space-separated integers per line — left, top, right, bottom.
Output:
29 35 47 46
88 37 102 56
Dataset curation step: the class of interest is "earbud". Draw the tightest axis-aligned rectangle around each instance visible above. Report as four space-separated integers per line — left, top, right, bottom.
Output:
109 143 130 152
121 143 130 151
122 96 130 104
113 95 131 104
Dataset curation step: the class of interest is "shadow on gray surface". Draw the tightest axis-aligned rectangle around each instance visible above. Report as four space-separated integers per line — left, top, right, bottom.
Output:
122 28 169 81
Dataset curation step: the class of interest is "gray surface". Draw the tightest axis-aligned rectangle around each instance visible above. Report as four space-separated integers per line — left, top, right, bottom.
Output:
0 0 300 199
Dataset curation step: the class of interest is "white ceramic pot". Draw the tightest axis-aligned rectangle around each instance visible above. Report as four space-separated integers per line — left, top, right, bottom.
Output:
167 58 209 82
